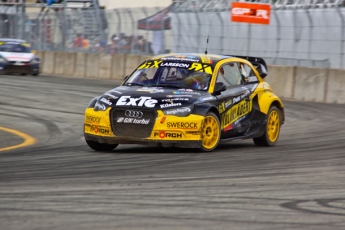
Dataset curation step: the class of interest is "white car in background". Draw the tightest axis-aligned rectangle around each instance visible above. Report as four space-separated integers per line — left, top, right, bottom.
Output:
0 38 40 76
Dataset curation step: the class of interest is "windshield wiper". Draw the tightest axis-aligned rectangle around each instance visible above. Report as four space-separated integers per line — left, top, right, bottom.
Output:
125 82 145 86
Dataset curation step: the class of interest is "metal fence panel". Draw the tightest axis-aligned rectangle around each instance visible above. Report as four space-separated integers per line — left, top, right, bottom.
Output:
1 2 345 68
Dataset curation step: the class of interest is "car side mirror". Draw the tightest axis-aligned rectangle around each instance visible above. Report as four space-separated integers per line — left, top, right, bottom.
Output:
257 64 267 78
213 82 226 95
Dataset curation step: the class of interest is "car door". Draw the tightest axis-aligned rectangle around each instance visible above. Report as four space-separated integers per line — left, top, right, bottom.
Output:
215 61 253 139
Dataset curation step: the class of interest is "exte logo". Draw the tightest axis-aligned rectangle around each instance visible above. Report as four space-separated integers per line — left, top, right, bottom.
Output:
116 96 157 108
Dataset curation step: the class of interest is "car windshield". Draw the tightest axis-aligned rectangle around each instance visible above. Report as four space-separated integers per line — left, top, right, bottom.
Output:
124 61 213 91
0 43 31 53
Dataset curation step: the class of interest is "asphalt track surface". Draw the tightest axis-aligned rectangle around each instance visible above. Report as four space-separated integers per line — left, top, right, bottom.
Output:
1 74 345 230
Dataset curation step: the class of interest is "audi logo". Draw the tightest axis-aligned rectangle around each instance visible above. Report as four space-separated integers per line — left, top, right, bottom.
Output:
125 110 143 118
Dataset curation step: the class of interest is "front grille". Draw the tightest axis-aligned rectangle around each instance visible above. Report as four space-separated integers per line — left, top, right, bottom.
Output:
111 108 157 138
4 65 32 73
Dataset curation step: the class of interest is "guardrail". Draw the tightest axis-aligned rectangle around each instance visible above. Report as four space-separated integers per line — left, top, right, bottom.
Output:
36 51 345 104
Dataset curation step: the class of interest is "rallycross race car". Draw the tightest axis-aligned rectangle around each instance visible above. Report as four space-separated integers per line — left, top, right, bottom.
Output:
0 38 40 75
84 53 284 152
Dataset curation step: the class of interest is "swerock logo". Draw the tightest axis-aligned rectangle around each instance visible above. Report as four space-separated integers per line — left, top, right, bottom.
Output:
116 96 157 108
167 122 198 129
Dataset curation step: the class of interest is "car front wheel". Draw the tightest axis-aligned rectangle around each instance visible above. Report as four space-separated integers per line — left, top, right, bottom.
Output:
86 140 118 152
253 105 281 146
200 112 221 152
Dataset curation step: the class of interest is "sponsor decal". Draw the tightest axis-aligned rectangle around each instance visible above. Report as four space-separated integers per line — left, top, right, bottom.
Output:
86 115 101 124
137 87 164 93
188 62 213 74
167 122 198 129
218 103 226 114
225 99 233 108
233 96 241 104
200 55 212 64
110 90 123 94
104 93 118 99
160 62 190 68
100 98 112 105
162 98 189 102
90 125 110 135
160 103 182 108
173 91 200 95
137 60 163 69
222 100 252 132
199 96 214 102
116 96 157 108
161 57 199 62
94 102 106 110
154 131 183 139
117 117 150 124
186 131 200 135
231 2 271 25
164 107 191 115
167 95 193 98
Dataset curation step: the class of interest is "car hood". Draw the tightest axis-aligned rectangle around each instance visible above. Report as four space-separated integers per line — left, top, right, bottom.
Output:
95 85 213 110
0 51 34 62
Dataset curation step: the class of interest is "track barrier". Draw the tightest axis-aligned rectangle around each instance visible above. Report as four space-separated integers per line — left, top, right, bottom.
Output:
37 52 345 104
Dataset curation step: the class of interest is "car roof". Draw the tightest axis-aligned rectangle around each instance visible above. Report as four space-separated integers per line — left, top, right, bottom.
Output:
148 53 233 65
0 38 27 43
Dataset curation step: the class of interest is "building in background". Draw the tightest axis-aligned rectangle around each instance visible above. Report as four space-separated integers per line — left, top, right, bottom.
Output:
99 0 172 9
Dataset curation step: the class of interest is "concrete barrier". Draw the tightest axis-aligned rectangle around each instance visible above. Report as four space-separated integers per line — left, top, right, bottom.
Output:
293 67 328 102
325 69 345 104
74 52 87 78
38 51 345 104
35 51 44 73
42 51 55 74
54 52 68 75
85 53 100 78
64 53 76 77
99 54 113 79
112 54 126 80
266 65 295 99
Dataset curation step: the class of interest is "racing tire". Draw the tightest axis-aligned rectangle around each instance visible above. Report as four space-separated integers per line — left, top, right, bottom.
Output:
86 140 118 152
200 112 221 152
253 105 281 147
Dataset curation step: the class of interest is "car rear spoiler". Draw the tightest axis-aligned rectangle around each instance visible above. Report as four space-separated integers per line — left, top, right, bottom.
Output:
224 55 268 78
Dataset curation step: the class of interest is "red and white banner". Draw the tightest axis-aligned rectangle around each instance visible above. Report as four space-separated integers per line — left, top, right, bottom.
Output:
231 2 271 25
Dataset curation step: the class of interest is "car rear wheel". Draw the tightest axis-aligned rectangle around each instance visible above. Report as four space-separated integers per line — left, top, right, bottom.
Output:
200 112 221 152
86 140 118 152
253 105 281 146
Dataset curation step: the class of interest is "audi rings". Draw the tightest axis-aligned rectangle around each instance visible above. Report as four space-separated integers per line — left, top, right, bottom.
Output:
125 110 143 118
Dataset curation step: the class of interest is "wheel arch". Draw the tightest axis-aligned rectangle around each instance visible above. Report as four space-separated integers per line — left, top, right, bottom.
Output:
192 104 221 121
256 93 285 125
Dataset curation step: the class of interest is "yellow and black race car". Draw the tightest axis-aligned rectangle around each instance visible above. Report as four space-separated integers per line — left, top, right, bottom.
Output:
84 53 284 152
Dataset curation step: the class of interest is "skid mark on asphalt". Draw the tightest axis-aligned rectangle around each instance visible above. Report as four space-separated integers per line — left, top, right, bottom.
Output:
0 126 37 152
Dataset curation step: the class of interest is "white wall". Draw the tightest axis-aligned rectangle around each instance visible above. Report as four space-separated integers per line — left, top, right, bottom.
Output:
99 0 172 9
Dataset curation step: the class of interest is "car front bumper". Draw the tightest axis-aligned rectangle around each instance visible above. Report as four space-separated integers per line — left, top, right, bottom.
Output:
0 62 40 74
84 107 205 148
